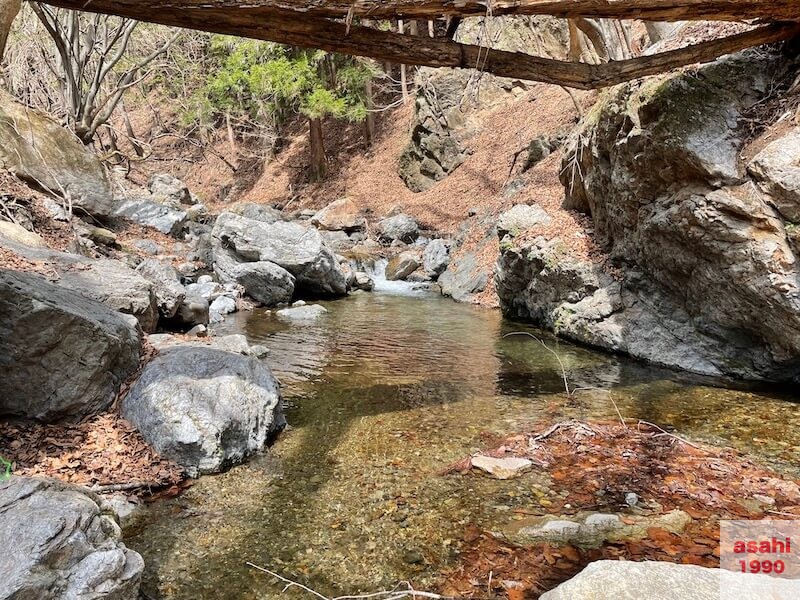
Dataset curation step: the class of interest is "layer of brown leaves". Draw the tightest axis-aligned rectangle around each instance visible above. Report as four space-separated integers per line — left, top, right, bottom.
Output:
0 413 185 491
440 420 800 598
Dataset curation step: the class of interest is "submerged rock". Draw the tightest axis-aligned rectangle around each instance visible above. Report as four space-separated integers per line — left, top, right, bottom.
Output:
122 345 285 476
276 304 328 322
511 510 690 548
0 270 141 421
0 477 143 600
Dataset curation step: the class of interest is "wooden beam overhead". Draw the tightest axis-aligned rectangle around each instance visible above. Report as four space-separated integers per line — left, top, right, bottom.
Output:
39 0 800 89
102 1 800 23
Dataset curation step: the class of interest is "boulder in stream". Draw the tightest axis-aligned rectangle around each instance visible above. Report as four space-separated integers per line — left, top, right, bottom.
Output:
385 251 420 281
122 345 285 476
214 245 295 306
211 212 347 296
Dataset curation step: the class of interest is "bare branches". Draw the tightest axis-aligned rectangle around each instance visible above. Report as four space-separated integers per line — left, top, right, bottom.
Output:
503 331 576 397
9 4 180 144
247 563 454 600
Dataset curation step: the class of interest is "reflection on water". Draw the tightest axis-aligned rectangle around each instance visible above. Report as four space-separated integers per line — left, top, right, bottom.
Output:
128 291 799 599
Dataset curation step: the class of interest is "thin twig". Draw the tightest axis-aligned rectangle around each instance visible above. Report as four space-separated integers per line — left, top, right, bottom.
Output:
246 563 455 600
503 332 573 397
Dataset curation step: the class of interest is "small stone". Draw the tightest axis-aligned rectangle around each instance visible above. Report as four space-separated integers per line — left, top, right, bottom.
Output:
471 455 533 480
624 492 640 507
209 295 237 323
186 324 207 337
249 344 270 359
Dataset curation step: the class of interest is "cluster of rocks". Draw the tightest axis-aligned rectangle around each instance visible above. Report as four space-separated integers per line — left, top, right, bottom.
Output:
0 477 144 600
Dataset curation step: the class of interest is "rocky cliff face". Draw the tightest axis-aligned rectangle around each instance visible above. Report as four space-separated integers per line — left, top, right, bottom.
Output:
399 17 567 192
498 48 800 382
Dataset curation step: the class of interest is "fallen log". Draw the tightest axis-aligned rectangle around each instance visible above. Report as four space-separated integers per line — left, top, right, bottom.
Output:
119 0 800 23
39 0 800 89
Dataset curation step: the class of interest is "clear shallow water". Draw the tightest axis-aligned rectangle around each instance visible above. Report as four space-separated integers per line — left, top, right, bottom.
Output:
128 290 799 599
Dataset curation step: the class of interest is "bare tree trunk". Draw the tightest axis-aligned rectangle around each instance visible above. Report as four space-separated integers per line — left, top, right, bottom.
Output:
0 0 21 62
225 110 238 166
120 98 144 157
364 77 375 147
398 19 409 102
308 117 327 182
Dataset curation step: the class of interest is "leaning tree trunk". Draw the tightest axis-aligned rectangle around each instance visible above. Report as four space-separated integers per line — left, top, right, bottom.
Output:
0 0 21 62
308 117 327 182
364 78 375 147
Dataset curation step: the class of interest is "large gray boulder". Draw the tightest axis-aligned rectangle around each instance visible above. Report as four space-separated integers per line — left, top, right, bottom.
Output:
311 197 365 232
378 214 420 244
0 270 141 421
0 234 159 333
439 252 487 302
211 212 346 296
540 560 800 599
148 173 192 206
213 245 295 306
0 91 116 218
497 203 551 238
121 345 285 476
0 477 144 600
385 251 420 281
232 202 284 224
423 239 450 277
498 48 800 381
136 258 185 319
114 198 187 236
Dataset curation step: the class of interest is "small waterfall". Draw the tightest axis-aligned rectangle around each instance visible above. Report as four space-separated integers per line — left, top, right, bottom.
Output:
365 259 428 296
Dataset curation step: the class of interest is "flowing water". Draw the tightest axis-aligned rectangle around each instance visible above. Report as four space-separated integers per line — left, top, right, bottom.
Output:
128 288 800 599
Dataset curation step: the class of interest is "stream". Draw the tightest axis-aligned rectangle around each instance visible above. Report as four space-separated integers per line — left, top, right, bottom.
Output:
127 288 800 599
